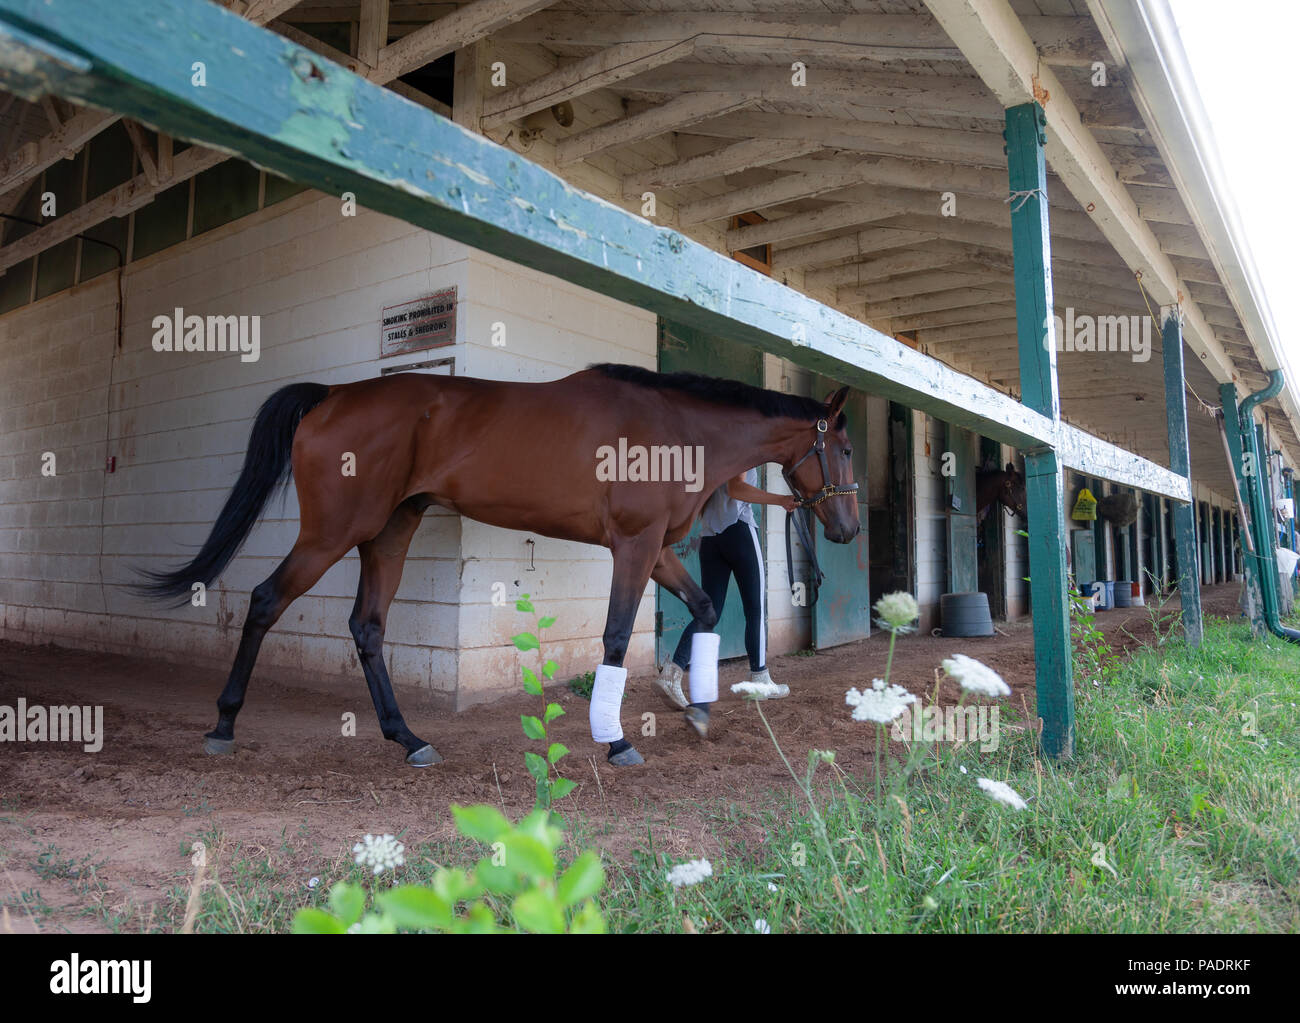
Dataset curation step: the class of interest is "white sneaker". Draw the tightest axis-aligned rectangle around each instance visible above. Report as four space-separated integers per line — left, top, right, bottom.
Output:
749 667 790 699
654 662 688 710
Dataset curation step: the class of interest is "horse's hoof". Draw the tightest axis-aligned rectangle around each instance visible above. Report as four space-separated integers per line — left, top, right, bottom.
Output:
405 744 442 767
684 707 709 739
204 735 234 755
607 746 645 766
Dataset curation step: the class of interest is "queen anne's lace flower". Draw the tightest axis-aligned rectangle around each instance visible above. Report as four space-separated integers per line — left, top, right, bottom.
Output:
976 777 1028 810
732 681 781 699
874 591 919 632
846 678 917 724
353 833 405 875
942 654 1011 698
666 858 713 887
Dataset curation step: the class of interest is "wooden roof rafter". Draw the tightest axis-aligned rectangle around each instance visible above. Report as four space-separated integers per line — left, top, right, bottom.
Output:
0 0 547 273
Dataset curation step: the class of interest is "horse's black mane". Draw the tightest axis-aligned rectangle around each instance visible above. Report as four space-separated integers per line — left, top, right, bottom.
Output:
589 363 845 426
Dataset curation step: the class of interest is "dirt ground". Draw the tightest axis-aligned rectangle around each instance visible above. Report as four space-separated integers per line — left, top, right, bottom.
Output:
0 583 1243 932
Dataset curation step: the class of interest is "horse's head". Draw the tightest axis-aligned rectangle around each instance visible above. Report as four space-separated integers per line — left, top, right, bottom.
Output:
783 386 860 544
998 462 1027 518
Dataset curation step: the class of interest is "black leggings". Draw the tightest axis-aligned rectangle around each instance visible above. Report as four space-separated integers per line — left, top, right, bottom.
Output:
672 519 766 672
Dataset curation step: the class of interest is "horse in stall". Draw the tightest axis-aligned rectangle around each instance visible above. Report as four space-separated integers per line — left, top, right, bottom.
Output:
138 364 860 768
976 462 1027 521
974 462 1078 575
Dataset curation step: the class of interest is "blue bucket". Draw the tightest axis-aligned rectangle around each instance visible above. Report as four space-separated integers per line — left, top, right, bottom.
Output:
1080 581 1112 610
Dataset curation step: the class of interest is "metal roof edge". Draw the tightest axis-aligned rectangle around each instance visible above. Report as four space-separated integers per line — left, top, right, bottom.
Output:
1088 0 1300 468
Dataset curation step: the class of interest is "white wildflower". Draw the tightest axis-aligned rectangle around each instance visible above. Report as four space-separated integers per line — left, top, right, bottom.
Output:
754 918 771 934
874 591 919 632
353 833 405 875
767 882 779 893
976 777 1028 811
959 765 967 775
732 681 781 699
942 654 1011 698
666 858 713 887
846 678 916 724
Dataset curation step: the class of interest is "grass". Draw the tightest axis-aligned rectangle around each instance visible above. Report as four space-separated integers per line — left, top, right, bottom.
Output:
164 615 1297 934
166 822 576 933
8 614 1294 934
599 615 1298 932
567 671 595 701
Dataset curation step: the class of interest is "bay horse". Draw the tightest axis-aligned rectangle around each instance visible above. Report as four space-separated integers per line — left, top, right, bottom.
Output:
139 364 860 768
976 463 1026 521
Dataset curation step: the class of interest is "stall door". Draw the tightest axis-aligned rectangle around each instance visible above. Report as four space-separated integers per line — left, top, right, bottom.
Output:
655 320 762 665
945 423 979 594
812 378 872 648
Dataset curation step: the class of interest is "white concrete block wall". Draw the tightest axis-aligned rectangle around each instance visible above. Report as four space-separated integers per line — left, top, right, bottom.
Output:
450 250 658 706
913 412 948 632
1000 444 1029 620
763 354 814 657
0 190 664 710
0 192 472 699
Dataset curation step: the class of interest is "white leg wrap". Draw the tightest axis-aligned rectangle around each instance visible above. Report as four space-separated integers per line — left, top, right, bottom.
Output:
688 632 720 704
589 663 627 743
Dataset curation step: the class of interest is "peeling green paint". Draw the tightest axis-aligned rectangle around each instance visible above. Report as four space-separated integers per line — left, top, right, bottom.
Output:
1007 101 1074 760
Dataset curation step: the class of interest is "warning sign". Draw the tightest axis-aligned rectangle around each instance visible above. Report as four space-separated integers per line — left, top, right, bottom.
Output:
380 288 457 357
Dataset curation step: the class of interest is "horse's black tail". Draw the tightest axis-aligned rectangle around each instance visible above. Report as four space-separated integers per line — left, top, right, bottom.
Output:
135 382 331 604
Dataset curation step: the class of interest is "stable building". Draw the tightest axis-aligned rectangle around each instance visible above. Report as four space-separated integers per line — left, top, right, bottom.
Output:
0 0 1296 752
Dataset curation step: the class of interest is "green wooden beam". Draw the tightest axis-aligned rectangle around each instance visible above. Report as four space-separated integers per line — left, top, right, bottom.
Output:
1023 448 1073 755
0 0 1197 503
1006 103 1058 420
1162 309 1202 646
1006 101 1073 760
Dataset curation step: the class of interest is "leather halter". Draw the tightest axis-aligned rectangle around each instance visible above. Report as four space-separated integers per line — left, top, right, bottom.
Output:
781 417 859 509
782 418 859 606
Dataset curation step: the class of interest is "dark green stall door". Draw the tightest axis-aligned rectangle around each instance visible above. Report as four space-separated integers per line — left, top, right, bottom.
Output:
945 423 979 594
812 377 872 648
656 321 762 665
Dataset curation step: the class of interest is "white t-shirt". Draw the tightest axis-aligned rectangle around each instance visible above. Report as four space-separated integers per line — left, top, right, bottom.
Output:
699 467 758 537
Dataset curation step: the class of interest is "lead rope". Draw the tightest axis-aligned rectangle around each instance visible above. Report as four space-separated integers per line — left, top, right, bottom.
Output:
781 417 859 606
786 503 824 606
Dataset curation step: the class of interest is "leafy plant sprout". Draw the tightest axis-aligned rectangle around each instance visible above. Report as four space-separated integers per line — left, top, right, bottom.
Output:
510 594 576 811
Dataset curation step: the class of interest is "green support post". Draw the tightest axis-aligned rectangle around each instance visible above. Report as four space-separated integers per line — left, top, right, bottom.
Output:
1006 101 1073 758
1161 308 1203 646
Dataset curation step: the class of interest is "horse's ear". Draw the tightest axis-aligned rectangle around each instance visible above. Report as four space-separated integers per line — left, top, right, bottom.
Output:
823 386 850 419
1005 462 1016 474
